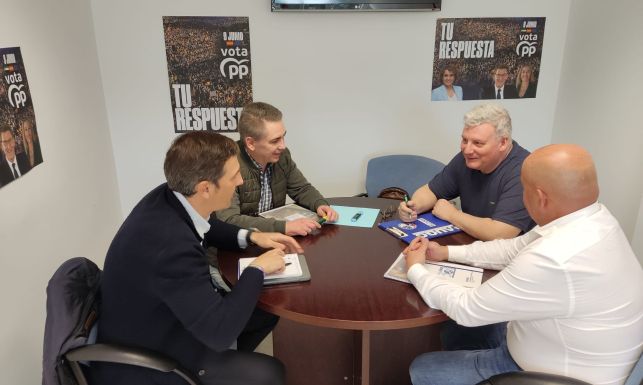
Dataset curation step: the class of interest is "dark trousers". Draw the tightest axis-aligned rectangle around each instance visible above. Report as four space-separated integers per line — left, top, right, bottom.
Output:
199 300 284 385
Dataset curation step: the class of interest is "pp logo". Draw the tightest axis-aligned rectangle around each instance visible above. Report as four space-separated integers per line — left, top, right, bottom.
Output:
219 58 249 80
516 41 537 57
8 84 27 108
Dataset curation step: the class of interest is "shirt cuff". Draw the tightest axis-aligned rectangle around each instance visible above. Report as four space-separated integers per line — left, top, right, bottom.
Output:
407 263 429 285
446 245 468 264
238 229 248 249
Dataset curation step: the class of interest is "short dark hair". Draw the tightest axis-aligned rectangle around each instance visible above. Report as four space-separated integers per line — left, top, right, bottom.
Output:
238 102 283 141
0 126 13 136
493 65 510 74
164 132 238 196
441 65 458 82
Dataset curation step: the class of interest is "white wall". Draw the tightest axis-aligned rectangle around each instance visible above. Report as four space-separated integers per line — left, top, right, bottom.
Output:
552 0 643 244
0 1 122 383
91 0 572 215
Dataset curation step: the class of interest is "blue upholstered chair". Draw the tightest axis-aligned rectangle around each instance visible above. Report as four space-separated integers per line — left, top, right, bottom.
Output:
364 155 445 198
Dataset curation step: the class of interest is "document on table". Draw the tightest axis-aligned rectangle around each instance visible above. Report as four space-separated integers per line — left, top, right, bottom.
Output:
258 203 318 221
384 253 482 288
238 254 311 285
330 205 380 227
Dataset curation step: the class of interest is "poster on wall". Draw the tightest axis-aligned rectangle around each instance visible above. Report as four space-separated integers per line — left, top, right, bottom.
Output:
163 16 253 133
0 47 43 189
431 17 546 102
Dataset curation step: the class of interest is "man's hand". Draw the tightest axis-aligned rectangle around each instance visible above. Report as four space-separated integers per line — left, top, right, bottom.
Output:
398 200 418 222
317 205 338 222
250 231 304 254
425 241 448 262
403 237 429 269
251 248 286 275
285 218 321 237
431 199 458 222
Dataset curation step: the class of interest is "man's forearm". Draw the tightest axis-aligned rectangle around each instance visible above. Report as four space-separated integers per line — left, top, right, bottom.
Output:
411 185 438 213
449 211 520 241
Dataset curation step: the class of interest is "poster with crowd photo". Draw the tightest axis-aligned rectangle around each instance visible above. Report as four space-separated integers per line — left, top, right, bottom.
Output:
163 16 253 133
431 17 546 102
0 47 43 189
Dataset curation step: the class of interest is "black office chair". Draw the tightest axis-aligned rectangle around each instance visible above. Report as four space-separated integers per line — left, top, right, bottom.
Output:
476 371 592 385
362 154 445 199
42 257 202 385
476 353 643 385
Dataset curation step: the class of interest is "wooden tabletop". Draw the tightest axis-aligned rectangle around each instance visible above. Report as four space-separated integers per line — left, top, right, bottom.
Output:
219 196 490 331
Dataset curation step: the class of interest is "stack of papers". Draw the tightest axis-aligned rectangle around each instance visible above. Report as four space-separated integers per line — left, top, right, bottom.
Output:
384 253 482 288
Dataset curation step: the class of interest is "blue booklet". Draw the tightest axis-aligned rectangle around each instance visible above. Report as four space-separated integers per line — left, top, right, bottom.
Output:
378 213 462 243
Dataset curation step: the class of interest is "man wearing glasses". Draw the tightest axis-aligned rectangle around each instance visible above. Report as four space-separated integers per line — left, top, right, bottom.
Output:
481 65 518 100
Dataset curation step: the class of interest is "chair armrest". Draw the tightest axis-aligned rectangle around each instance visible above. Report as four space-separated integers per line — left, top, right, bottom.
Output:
65 343 201 385
354 193 367 197
477 371 592 385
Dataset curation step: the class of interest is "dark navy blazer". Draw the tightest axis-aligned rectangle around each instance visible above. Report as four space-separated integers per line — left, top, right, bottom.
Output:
93 183 264 385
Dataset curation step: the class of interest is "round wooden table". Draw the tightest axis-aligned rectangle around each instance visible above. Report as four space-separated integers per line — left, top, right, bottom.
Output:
220 197 487 385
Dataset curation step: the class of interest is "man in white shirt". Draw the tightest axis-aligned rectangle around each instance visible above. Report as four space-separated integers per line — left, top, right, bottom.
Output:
404 144 643 385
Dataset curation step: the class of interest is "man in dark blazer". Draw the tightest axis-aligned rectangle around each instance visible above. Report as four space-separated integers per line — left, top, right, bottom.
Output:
0 126 31 186
480 65 518 100
93 132 303 385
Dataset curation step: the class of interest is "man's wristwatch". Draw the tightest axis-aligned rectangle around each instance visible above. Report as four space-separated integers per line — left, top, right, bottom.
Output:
246 229 256 247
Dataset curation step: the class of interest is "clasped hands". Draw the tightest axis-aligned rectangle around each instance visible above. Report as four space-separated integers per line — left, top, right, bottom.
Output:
402 237 448 270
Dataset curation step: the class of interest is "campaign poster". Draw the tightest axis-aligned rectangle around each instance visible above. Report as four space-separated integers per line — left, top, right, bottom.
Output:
163 16 253 133
431 17 546 101
0 47 43 189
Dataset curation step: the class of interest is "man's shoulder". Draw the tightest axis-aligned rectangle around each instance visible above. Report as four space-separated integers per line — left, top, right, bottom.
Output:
274 147 296 171
445 151 467 170
507 141 531 163
118 184 194 245
128 184 182 225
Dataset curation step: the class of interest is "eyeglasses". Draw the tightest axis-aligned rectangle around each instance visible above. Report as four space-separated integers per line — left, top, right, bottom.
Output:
380 206 394 223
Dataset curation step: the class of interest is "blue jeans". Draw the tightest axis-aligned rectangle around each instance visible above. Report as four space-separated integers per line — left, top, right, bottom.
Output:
409 321 522 385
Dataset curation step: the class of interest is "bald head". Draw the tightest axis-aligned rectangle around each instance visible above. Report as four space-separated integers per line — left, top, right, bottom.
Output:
521 144 599 225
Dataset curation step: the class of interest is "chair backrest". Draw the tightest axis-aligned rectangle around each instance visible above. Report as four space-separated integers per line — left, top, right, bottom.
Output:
42 257 101 385
42 258 201 385
365 155 445 198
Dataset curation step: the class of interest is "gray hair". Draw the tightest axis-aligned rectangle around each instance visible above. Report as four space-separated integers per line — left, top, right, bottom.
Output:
238 102 283 141
463 103 512 139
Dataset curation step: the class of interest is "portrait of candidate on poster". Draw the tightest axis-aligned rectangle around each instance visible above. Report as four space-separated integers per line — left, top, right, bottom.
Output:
163 16 253 133
0 47 43 189
431 17 546 102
